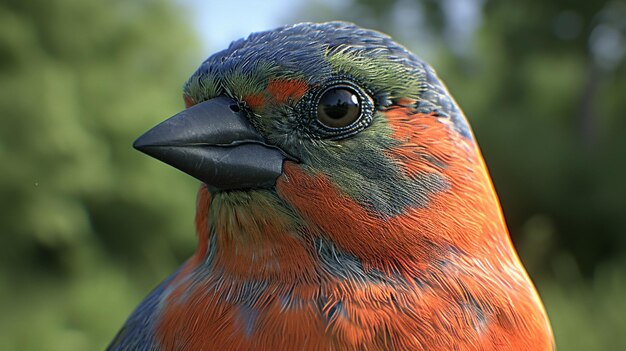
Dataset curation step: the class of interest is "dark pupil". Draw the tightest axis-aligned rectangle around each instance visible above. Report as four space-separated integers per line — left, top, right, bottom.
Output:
317 88 360 128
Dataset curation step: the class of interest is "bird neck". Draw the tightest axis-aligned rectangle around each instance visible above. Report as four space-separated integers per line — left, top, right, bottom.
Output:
191 185 319 283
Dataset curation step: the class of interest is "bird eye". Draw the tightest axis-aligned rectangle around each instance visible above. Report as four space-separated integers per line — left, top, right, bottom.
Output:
316 87 361 128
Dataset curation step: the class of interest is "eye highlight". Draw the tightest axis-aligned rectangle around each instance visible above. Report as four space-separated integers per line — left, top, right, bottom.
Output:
316 87 361 128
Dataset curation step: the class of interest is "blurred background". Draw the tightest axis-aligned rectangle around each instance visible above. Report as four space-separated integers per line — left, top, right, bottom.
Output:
1 0 625 349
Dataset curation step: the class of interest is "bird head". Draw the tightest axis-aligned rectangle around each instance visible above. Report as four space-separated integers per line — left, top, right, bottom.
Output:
129 23 555 350
134 22 507 275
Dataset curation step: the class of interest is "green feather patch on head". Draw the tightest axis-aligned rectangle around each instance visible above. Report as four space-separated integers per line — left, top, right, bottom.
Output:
183 73 221 103
183 59 310 108
221 62 275 100
326 46 426 101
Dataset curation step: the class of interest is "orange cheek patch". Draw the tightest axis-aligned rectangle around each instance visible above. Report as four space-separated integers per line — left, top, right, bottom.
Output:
276 163 450 275
382 107 519 260
384 108 458 177
267 79 309 104
275 113 505 273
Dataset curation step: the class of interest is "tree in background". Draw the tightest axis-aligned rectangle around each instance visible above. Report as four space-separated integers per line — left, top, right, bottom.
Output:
0 0 200 349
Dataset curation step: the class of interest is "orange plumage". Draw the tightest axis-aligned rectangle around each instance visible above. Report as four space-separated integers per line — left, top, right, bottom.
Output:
108 22 553 351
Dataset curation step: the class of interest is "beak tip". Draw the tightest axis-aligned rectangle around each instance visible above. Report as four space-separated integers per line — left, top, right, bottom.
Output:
133 129 164 153
132 137 148 152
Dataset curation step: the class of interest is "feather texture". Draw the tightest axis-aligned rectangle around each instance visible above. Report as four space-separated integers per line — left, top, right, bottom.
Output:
110 21 554 351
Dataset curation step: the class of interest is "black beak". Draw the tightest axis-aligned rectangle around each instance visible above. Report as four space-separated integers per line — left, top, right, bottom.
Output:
133 96 291 191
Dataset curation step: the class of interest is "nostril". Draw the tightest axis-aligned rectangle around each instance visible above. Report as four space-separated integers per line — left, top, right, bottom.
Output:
229 104 241 113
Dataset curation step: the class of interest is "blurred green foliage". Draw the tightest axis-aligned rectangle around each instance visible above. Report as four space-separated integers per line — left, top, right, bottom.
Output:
0 0 200 349
1 0 624 349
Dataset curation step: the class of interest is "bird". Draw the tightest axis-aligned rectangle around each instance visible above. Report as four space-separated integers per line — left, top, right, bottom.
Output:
107 22 554 351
